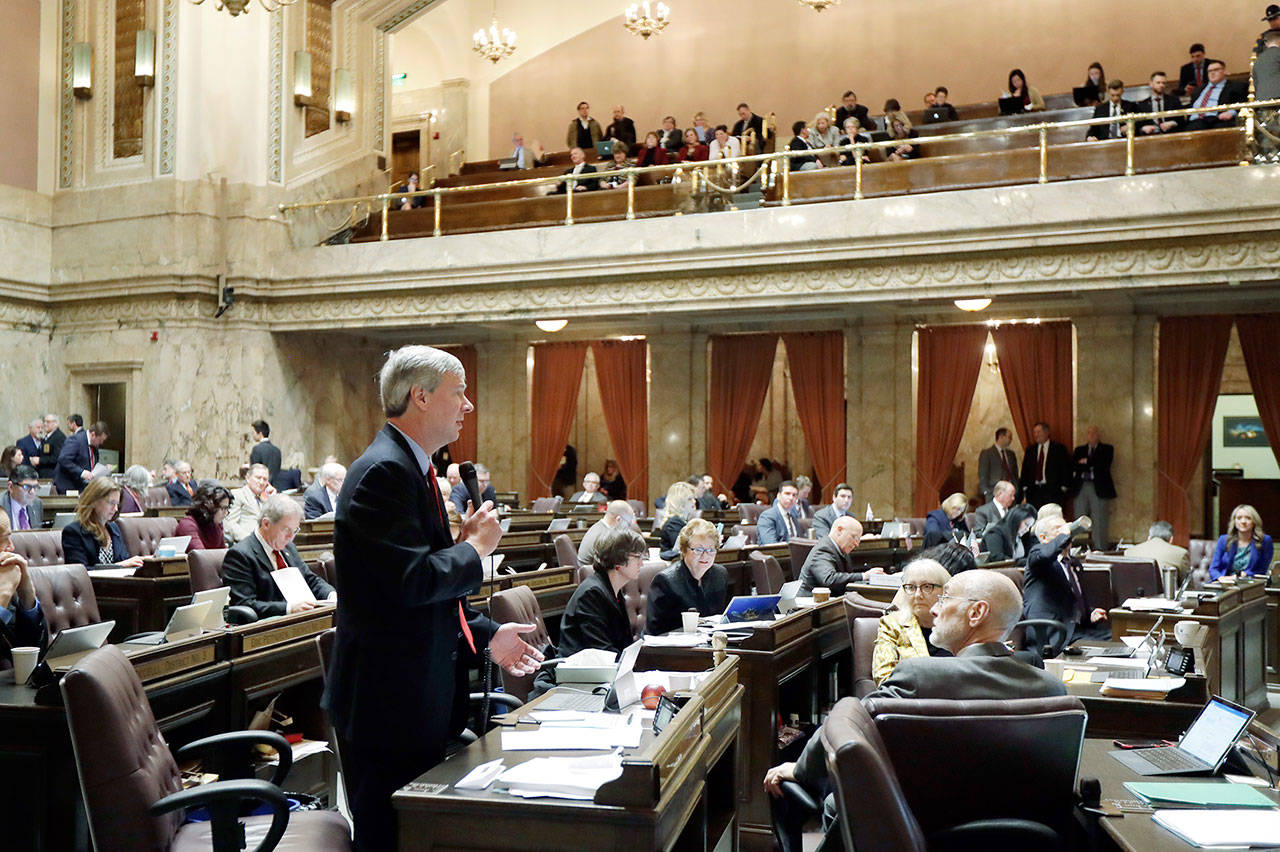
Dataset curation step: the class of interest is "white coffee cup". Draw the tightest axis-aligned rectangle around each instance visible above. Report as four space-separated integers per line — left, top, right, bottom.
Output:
12 647 39 685
681 610 699 633
812 587 831 604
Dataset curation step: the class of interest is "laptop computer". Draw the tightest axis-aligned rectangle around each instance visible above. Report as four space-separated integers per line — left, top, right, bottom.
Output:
720 594 781 623
537 641 642 713
998 96 1026 116
922 107 948 124
593 140 615 158
777 581 802 614
52 512 76 530
153 536 191 558
43 620 117 669
192 586 230 631
1073 86 1098 107
1110 696 1255 776
128 601 213 645
546 518 571 532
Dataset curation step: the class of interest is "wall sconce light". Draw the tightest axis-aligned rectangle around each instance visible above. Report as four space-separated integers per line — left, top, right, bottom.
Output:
135 29 156 87
72 42 93 100
954 298 992 312
334 68 354 122
535 319 568 333
293 50 312 107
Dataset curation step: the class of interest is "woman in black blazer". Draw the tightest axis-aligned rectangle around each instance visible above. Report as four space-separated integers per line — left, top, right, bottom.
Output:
61 477 143 569
982 503 1038 563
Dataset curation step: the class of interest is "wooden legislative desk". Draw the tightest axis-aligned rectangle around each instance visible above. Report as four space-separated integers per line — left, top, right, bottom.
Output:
1108 577 1270 712
639 599 850 852
0 608 335 852
393 657 743 852
1267 585 1279 683
89 568 194 642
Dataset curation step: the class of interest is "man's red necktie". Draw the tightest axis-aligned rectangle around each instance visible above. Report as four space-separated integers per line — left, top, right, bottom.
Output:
273 549 288 571
428 464 476 653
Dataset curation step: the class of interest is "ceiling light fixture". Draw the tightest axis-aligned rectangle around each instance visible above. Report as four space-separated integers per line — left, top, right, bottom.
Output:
473 2 517 64
796 0 840 10
624 2 671 39
189 0 299 17
954 298 992 312
535 319 568 333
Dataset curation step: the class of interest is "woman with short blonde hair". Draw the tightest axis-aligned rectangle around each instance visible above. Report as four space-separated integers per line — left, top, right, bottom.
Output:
873 558 953 683
658 481 697 559
647 517 728 635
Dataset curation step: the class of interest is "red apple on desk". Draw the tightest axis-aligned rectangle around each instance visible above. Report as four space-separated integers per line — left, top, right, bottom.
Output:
641 683 667 710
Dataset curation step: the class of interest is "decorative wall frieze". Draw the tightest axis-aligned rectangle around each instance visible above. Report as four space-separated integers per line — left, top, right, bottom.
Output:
158 0 177 175
58 0 75 190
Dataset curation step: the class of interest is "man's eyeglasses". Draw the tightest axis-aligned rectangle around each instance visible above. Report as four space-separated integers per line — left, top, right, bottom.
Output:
902 582 941 595
14 483 38 493
689 546 717 556
935 592 982 605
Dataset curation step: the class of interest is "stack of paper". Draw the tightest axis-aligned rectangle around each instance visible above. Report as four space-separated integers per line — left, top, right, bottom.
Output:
1153 809 1280 847
500 717 642 751
1099 676 1185 699
497 754 623 800
1122 597 1185 612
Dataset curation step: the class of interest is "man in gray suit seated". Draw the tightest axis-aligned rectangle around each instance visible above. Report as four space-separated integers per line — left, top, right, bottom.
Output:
973 480 1016 536
764 570 1065 848
811 483 855 539
798 518 884 595
1 465 43 530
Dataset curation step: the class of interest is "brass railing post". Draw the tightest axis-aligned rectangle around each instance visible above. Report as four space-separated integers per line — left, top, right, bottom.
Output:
380 194 389 241
854 147 864 200
626 172 636 220
1125 117 1135 176
1038 127 1048 184
1242 105 1257 165
781 153 791 207
565 179 574 225
433 191 442 237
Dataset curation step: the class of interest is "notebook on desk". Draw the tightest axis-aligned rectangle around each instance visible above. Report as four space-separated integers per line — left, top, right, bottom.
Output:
1110 696 1254 776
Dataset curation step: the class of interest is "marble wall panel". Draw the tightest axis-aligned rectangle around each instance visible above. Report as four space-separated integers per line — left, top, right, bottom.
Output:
567 347 615 492
476 337 529 501
846 320 913 519
647 331 702 508
748 341 814 492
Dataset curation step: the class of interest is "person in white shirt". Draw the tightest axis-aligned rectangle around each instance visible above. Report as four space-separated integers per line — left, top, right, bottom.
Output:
224 463 276 543
973 480 1016 534
707 125 741 160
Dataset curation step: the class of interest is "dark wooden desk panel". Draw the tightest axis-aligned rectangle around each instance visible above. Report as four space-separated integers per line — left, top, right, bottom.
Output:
89 571 193 642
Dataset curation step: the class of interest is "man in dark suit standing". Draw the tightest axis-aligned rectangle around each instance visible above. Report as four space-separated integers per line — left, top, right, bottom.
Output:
977 427 1018 504
731 102 767 151
303 462 345 519
38 414 66 481
15 420 42 473
1023 514 1108 647
249 420 283 489
1020 421 1071 510
323 345 542 852
1085 79 1144 141
1179 44 1217 98
797 517 884 595
54 420 107 494
1 465 43 530
1186 60 1249 130
223 494 335 618
1072 425 1115 550
1138 72 1186 135
603 105 637 151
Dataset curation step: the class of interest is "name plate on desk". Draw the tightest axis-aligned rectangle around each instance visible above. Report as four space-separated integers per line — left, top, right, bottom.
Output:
125 634 220 683
511 567 573 591
135 556 189 577
233 609 333 655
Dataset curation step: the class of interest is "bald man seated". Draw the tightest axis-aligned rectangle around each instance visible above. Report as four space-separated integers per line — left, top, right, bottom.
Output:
764 570 1066 850
797 518 884 595
576 500 636 569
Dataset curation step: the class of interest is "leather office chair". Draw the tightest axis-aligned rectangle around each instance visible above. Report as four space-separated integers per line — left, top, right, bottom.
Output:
788 539 816 574
117 516 180 558
11 529 65 566
28 563 99 633
748 550 784 594
488 586 554 701
1106 559 1162 603
852 617 881 698
1079 567 1112 615
531 496 561 513
626 499 645 518
796 518 812 538
310 551 335 585
61 645 352 852
1010 618 1071 660
989 565 1024 591
732 524 759 545
863 696 1087 849
553 534 578 568
738 504 766 525
843 592 892 623
1188 539 1214 586
621 560 666 638
143 486 172 509
187 548 257 625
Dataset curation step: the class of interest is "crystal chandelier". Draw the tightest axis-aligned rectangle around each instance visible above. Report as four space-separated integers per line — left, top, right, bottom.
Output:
796 0 840 10
473 5 517 65
624 2 671 39
189 0 299 16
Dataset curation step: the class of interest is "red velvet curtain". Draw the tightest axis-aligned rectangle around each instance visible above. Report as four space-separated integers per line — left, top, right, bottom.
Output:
915 326 987 516
1157 316 1233 545
591 339 649 504
783 331 846 495
1235 314 1280 470
707 334 779 494
991 322 1075 451
441 345 477 464
528 342 588 500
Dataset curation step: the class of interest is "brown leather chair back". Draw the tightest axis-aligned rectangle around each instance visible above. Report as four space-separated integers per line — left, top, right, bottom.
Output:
748 550 784 594
489 586 553 701
310 551 335 585
142 486 171 509
626 500 645 518
28 563 100 633
531 496 561 513
990 565 1025 590
852 617 880 698
60 645 185 852
1188 538 1215 578
788 539 816 574
733 524 758 545
796 518 812 538
1079 567 1112 612
554 534 578 568
117 516 179 558
621 560 665 638
737 503 766 525
843 591 890 623
822 697 927 852
863 696 1087 838
188 548 229 593
11 529 65 566
1105 559 1161 603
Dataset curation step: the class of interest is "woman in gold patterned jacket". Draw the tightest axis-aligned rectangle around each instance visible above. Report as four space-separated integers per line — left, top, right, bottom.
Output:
871 558 954 684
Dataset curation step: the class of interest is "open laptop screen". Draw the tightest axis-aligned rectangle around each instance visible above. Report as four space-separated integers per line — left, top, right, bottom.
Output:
1180 697 1253 768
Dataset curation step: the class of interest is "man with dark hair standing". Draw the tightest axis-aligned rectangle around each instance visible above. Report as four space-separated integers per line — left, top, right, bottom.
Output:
1020 421 1071 510
1072 425 1115 550
54 420 108 494
323 345 542 851
249 420 283 489
66 414 83 434
978 427 1018 504
731 102 766 151
1179 43 1217 98
835 90 874 133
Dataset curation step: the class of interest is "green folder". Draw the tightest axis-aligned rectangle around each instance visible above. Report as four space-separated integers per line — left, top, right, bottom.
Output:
1124 781 1277 808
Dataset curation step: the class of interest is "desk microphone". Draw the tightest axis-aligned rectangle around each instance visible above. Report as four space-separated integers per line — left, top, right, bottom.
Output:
459 461 484 513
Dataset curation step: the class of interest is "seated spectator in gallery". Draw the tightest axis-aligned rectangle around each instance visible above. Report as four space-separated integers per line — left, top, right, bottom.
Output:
1186 60 1248 130
835 90 873 133
635 131 670 168
1004 68 1045 111
659 115 683 151
176 484 232 551
1138 72 1185 134
1085 79 1142 142
837 118 872 166
787 121 822 171
707 125 741 161
691 112 711 142
555 147 599 193
678 128 710 162
927 86 960 122
601 144 634 189
886 112 921 160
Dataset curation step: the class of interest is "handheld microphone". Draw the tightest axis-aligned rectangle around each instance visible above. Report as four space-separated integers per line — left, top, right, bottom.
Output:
459 461 484 513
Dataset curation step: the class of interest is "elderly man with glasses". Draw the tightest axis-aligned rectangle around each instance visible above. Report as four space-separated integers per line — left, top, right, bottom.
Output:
798 517 884 596
764 570 1066 851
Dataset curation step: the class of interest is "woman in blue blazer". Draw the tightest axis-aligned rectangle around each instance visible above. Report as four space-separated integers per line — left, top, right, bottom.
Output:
1208 504 1273 580
61 478 143 569
924 492 971 548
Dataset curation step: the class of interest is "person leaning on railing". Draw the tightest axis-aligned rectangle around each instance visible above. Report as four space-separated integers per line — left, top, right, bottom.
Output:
554 147 599 194
600 144 633 189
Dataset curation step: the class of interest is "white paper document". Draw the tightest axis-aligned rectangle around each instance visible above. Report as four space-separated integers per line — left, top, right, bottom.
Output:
642 632 708 648
88 566 136 578
1152 808 1280 847
455 758 505 790
497 754 623 799
270 565 317 607
1101 676 1186 694
501 719 642 751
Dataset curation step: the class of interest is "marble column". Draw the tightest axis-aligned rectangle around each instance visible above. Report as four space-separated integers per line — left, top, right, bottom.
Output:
477 337 529 503
846 319 913 518
440 78 470 172
647 331 706 507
